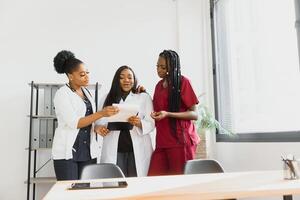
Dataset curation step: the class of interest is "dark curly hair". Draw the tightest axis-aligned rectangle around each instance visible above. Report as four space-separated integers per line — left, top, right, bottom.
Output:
53 50 83 74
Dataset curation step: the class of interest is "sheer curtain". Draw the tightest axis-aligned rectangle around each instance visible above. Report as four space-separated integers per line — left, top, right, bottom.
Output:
214 0 300 133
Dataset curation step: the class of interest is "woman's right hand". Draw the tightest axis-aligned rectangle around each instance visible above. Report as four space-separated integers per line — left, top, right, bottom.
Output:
94 125 110 137
151 111 168 121
100 106 119 117
135 85 146 93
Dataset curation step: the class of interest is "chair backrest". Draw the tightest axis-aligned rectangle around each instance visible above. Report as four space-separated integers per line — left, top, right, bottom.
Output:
184 160 236 200
80 163 125 180
184 159 224 175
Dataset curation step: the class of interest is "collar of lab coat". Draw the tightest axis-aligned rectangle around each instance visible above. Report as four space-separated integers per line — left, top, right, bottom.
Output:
81 87 96 113
119 91 135 104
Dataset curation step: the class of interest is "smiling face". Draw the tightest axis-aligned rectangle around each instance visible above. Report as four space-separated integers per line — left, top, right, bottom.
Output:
68 63 90 87
156 56 169 79
119 68 134 92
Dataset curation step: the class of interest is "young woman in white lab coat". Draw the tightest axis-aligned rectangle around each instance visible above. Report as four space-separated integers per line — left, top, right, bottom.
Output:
52 50 119 180
95 66 155 177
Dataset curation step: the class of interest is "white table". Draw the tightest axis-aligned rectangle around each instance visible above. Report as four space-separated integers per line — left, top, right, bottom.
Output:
43 170 300 200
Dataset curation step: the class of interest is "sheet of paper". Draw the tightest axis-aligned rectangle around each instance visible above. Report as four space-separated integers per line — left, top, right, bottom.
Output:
106 103 139 122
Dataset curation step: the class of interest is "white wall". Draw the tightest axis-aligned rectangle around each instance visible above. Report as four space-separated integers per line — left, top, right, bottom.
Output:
0 0 211 199
215 142 300 172
3 1 297 200
215 143 300 200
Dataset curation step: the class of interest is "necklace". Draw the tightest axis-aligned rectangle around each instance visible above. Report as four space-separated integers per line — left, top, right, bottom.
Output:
66 83 77 92
66 83 88 102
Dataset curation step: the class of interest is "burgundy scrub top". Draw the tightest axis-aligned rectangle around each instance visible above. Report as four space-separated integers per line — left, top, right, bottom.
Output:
153 76 200 148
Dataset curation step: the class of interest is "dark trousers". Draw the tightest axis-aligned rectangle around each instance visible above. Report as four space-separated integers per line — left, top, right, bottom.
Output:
53 158 96 180
117 152 137 177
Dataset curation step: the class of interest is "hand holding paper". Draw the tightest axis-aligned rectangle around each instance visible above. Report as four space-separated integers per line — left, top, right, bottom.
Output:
106 104 139 122
101 106 119 117
128 115 142 128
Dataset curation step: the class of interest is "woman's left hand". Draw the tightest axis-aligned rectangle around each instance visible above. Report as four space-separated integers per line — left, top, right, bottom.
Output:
128 116 142 128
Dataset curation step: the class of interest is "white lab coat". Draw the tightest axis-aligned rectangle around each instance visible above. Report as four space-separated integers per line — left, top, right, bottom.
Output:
96 92 155 177
52 85 101 160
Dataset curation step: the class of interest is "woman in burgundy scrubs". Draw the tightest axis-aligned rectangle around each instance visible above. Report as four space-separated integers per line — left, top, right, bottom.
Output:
148 50 200 176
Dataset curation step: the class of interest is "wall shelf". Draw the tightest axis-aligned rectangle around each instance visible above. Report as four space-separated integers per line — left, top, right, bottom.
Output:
25 177 57 184
26 81 100 200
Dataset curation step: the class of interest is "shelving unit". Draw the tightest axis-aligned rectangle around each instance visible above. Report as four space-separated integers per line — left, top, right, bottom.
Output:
26 81 100 200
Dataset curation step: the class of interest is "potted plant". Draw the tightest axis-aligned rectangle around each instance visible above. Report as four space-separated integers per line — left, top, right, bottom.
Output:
194 94 235 158
195 103 234 136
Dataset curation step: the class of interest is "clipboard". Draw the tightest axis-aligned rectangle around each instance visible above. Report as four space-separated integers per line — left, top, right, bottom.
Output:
68 181 128 190
107 122 133 131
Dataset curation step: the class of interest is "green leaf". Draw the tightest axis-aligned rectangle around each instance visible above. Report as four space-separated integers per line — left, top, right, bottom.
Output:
194 104 235 136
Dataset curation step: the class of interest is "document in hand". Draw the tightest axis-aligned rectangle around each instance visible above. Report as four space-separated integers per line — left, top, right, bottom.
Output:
106 103 139 122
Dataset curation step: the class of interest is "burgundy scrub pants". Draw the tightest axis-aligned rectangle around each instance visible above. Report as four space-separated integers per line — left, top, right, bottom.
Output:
148 144 197 176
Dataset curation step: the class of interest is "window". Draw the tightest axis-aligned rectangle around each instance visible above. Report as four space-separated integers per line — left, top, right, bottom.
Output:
212 0 300 141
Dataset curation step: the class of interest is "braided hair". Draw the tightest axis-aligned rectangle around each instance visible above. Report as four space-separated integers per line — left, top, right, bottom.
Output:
159 50 182 139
